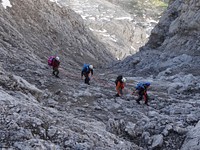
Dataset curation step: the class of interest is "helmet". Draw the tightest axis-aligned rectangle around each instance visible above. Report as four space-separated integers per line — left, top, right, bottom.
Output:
145 82 150 86
55 56 60 61
89 65 93 69
122 77 126 83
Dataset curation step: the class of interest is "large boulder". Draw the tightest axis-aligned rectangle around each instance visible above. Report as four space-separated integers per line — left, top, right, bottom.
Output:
181 121 200 150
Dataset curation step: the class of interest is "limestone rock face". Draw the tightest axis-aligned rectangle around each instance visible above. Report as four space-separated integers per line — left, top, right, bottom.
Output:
117 1 200 149
181 121 200 150
122 0 200 77
0 0 114 74
60 0 166 59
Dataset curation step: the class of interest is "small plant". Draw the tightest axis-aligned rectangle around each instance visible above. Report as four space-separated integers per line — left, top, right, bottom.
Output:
150 0 168 8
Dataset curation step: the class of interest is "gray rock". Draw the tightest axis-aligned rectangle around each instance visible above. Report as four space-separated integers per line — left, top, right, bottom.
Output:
148 111 159 118
125 122 136 137
142 132 151 144
173 126 188 135
162 124 173 136
47 126 58 138
151 134 164 149
181 121 200 150
186 114 198 124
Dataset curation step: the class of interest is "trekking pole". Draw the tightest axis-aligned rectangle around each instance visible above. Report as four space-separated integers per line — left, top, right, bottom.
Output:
131 89 138 96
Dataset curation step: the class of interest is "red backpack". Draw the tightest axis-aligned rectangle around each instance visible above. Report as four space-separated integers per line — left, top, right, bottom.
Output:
48 56 55 66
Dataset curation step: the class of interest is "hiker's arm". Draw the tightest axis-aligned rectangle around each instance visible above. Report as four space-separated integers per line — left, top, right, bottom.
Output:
58 61 60 67
91 69 93 75
132 89 137 95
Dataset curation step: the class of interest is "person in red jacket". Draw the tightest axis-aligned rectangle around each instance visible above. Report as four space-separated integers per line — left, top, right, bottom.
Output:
115 76 126 97
52 56 60 78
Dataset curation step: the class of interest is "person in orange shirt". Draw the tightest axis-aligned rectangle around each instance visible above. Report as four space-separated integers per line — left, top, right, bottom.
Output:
115 75 126 97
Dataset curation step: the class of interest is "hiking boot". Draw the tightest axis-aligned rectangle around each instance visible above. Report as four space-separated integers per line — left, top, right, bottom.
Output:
55 75 60 78
85 82 90 85
145 103 149 106
136 100 140 104
115 94 120 97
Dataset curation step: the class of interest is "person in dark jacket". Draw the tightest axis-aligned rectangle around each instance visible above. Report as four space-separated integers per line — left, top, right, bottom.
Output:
115 76 126 97
134 82 150 106
52 56 60 78
81 64 93 85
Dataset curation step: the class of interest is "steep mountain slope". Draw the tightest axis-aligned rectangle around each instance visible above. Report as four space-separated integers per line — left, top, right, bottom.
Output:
58 0 167 59
122 0 200 77
1 0 200 149
0 0 114 75
117 0 200 149
106 0 167 18
0 0 125 149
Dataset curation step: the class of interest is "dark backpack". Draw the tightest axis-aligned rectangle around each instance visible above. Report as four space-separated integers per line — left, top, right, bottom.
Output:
115 75 123 86
135 82 145 90
82 64 90 72
135 82 150 90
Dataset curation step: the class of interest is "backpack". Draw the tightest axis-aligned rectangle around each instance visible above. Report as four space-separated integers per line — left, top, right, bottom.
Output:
115 75 123 86
48 56 55 66
135 82 145 90
82 64 90 72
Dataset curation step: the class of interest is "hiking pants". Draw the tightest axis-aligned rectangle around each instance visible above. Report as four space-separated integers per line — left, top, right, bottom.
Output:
83 73 90 85
53 67 59 77
137 90 148 104
116 89 123 97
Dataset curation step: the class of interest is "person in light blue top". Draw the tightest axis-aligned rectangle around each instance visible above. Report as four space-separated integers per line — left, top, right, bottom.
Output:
134 82 151 106
81 64 93 85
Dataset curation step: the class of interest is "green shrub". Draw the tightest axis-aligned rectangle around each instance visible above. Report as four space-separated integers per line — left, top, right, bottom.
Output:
150 0 168 7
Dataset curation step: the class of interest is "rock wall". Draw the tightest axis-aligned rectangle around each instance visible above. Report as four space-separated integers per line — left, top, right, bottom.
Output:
0 0 114 75
118 0 200 149
61 0 166 59
122 0 200 77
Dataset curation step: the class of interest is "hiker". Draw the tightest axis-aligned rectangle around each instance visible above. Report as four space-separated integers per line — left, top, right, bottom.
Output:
133 82 150 106
51 56 60 78
115 75 126 97
81 64 93 85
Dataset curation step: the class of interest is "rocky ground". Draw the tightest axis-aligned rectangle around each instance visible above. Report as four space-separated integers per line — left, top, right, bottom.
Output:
1 63 200 149
0 0 200 149
121 0 200 77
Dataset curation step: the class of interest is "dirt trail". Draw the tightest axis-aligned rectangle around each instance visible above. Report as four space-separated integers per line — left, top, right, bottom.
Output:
44 68 162 123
